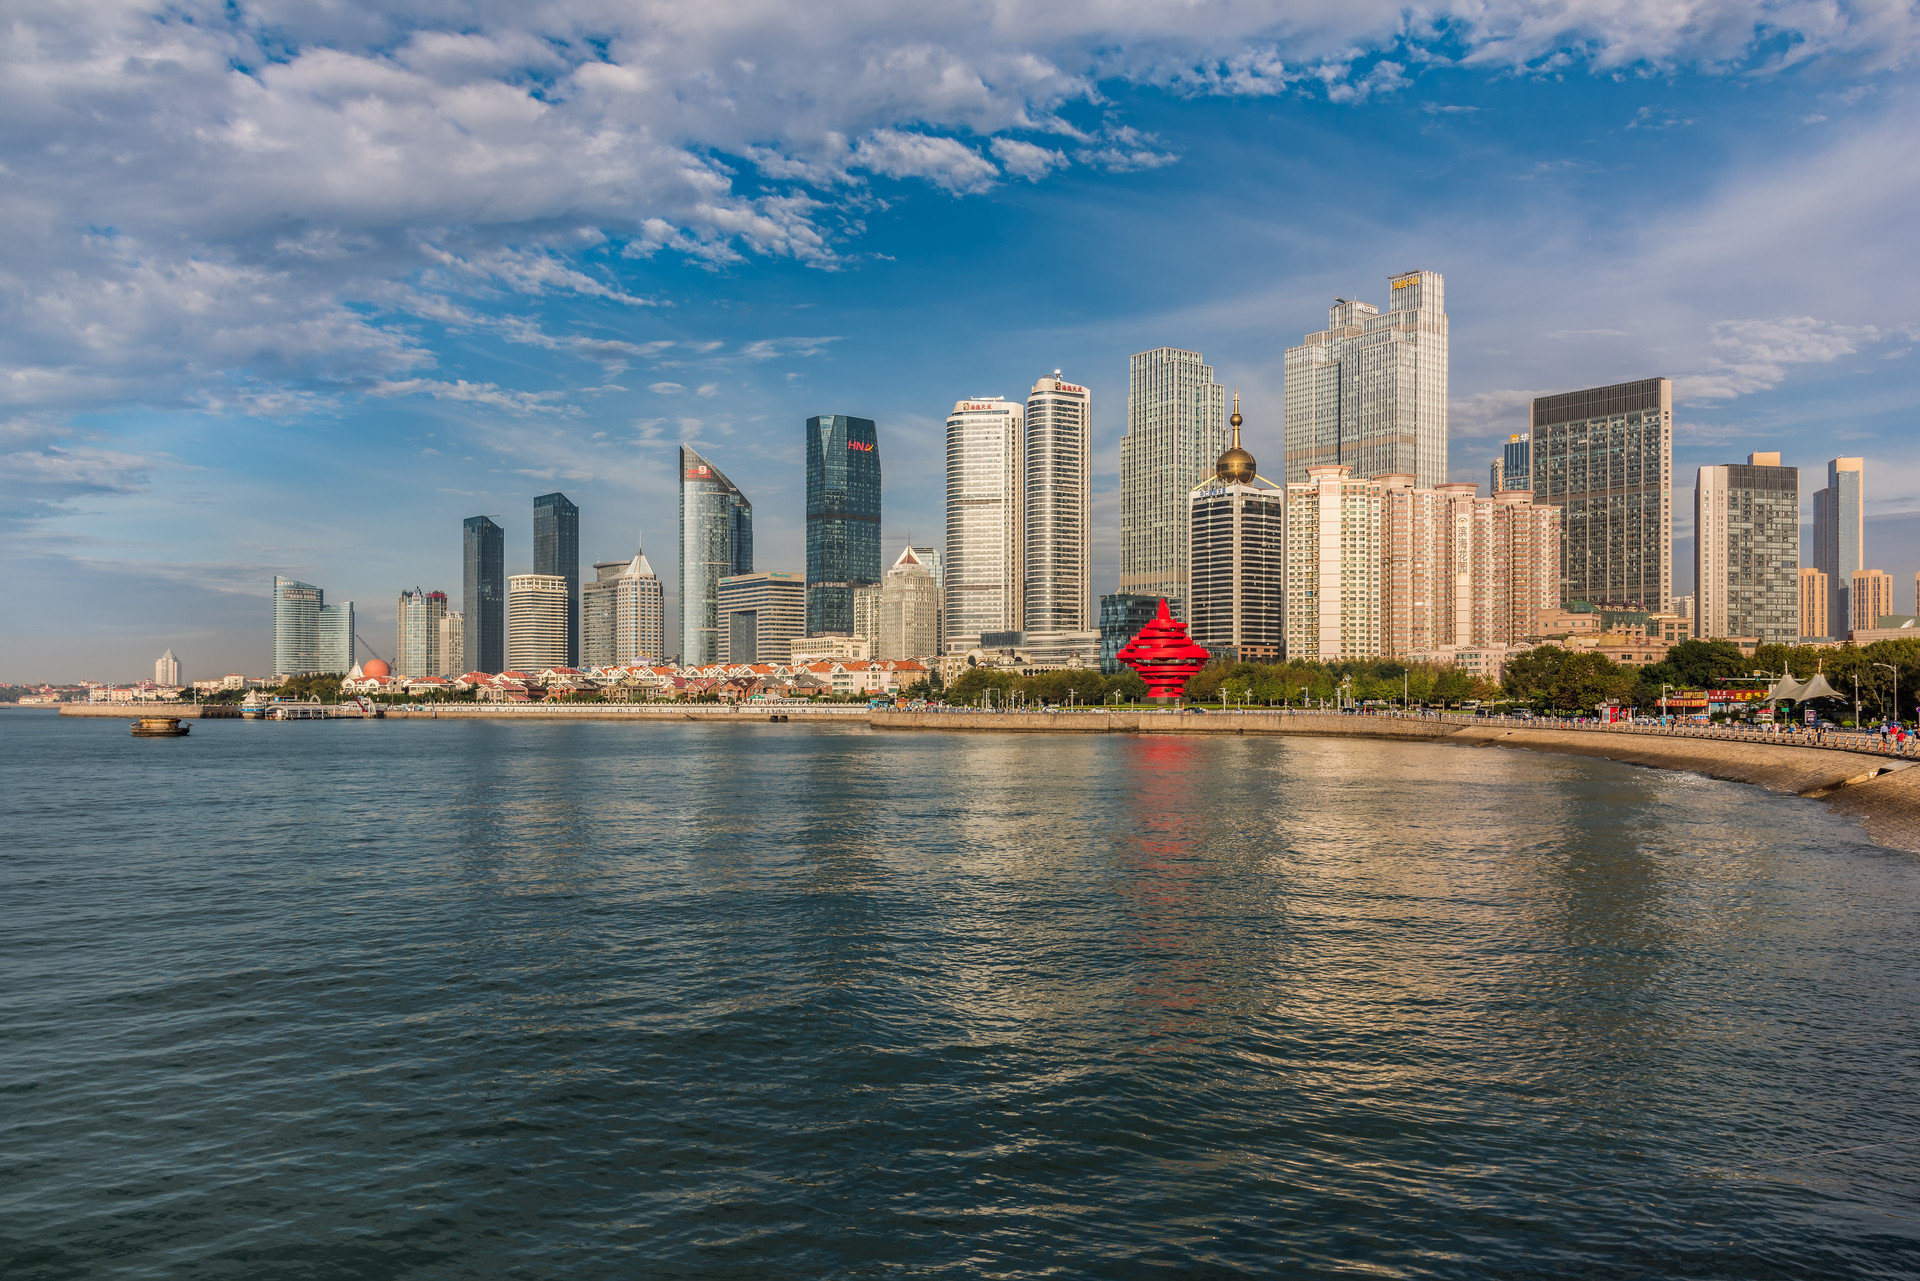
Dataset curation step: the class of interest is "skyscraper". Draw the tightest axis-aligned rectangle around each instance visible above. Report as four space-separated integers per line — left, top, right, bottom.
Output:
396 588 448 677
1853 569 1894 634
1798 567 1829 640
679 445 753 666
1283 466 1383 662
273 576 323 676
1695 453 1799 644
318 601 354 674
463 515 505 673
1120 349 1226 616
1812 458 1864 639
1024 373 1093 633
1530 377 1672 611
507 574 570 671
1187 396 1284 660
717 571 806 663
875 544 942 659
533 492 580 667
1500 434 1531 492
583 544 665 666
438 612 465 677
804 414 882 637
1379 477 1559 657
944 396 1024 651
1283 270 1449 487
155 650 179 686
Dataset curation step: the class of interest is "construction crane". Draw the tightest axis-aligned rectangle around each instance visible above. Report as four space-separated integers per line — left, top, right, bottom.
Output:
355 633 388 665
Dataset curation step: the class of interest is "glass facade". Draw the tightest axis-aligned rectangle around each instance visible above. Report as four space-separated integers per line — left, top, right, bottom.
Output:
1188 484 1285 661
1501 434 1531 492
679 445 753 666
1283 270 1449 489
317 601 354 675
804 415 881 636
1119 350 1226 616
716 572 805 663
1099 593 1160 674
272 576 322 676
1812 459 1863 637
1024 375 1093 632
533 492 580 667
1695 457 1800 644
1529 378 1672 612
462 515 505 673
944 398 1023 650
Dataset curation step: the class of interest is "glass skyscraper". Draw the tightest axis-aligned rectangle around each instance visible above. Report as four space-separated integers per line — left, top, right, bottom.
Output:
533 492 580 667
1119 349 1226 617
1529 377 1672 612
318 602 355 675
462 515 505 673
804 415 881 636
1283 270 1449 488
1812 458 1864 640
273 576 323 676
679 445 753 666
1500 433 1531 492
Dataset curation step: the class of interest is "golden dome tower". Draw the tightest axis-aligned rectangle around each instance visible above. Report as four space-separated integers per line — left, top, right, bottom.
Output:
1215 389 1257 484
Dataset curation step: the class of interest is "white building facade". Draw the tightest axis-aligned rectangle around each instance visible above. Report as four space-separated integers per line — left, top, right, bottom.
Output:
1023 374 1092 633
1283 465 1383 662
508 574 571 671
944 397 1024 651
583 546 666 667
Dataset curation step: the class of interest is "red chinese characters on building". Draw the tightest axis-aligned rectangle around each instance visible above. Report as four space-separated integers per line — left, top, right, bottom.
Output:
1115 599 1210 701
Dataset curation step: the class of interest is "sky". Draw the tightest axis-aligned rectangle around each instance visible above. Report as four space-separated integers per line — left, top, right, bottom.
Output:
4 0 1919 682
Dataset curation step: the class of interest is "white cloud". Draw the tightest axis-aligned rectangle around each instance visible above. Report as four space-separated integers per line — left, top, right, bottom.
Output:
991 138 1070 181
1681 317 1880 400
369 378 571 412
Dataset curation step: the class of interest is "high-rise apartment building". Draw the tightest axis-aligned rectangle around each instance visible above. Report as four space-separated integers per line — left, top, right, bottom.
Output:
507 574 570 671
1530 377 1672 611
1187 397 1284 661
396 587 448 677
273 576 323 676
155 650 179 686
875 544 942 659
1024 374 1093 633
1120 349 1227 616
804 414 881 636
438 612 464 677
1695 453 1799 644
1378 478 1558 657
462 515 505 673
533 493 581 667
1798 567 1830 640
679 445 753 666
583 545 665 666
716 571 806 663
1283 465 1383 662
318 601 354 674
1852 569 1894 634
1812 458 1864 638
1284 270 1449 488
944 396 1024 651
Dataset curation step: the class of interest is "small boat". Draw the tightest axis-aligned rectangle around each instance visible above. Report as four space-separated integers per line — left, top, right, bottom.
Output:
131 716 190 737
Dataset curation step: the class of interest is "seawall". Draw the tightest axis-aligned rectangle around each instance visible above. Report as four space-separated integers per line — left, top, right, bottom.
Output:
57 702 863 724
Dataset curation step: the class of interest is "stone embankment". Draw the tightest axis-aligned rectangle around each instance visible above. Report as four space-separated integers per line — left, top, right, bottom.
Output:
58 702 862 724
872 710 1920 852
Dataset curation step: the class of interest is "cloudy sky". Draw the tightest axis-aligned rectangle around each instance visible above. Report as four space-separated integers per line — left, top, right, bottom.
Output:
5 0 1918 681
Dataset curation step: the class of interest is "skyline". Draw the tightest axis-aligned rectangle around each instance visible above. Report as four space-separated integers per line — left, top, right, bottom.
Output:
7 4 1920 680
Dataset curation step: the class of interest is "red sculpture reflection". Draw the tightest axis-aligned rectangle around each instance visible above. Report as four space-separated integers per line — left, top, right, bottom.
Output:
1115 599 1210 702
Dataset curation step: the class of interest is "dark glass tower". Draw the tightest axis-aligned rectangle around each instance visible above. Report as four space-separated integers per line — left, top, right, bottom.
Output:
462 515 505 673
679 446 754 666
533 492 581 666
804 414 881 635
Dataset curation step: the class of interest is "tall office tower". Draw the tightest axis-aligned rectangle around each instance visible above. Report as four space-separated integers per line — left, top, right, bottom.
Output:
804 414 882 636
318 601 355 674
1852 569 1894 634
1798 568 1830 640
1283 465 1384 662
463 515 506 673
944 396 1024 651
1024 373 1093 632
1119 349 1227 616
716 571 806 663
679 446 753 666
507 574 570 671
396 588 448 677
1501 434 1531 492
273 576 323 675
875 545 942 659
1530 377 1672 611
1187 397 1284 660
1379 478 1558 657
1812 458 1864 638
1283 270 1449 487
438 612 464 677
533 493 581 667
583 545 666 667
1695 453 1800 644
155 650 179 686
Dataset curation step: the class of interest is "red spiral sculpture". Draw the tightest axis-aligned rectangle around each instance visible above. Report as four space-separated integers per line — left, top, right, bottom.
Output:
1115 599 1210 701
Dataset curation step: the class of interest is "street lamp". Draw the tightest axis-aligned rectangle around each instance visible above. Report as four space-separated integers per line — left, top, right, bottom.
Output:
1874 662 1898 726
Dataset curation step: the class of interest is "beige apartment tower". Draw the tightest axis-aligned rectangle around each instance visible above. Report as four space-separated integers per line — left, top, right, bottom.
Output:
1024 374 1093 633
944 397 1024 650
1798 567 1830 640
877 545 942 659
1378 479 1558 658
507 574 571 671
1853 569 1895 634
1695 453 1799 645
1283 465 1383 662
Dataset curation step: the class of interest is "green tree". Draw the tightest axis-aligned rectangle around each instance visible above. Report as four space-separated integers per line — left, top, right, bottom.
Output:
1548 652 1635 713
1663 639 1748 688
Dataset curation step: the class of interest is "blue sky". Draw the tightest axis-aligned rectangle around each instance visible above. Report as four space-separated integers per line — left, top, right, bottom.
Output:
5 1 1918 681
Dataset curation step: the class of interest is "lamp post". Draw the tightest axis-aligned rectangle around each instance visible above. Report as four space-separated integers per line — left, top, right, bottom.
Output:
1660 683 1671 724
1874 662 1898 727
1852 672 1860 728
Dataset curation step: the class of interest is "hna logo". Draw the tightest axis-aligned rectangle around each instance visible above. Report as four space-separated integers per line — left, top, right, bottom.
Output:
685 466 711 479
847 440 874 451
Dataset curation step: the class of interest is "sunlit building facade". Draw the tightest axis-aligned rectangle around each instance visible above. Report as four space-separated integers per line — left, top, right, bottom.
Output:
1812 458 1864 637
1379 478 1558 657
396 587 448 678
508 573 570 671
1853 569 1894 634
717 571 806 663
1695 453 1799 645
1797 567 1829 640
1120 348 1227 616
1283 466 1383 662
1529 377 1672 612
273 576 324 676
1187 397 1283 660
679 445 753 666
583 545 665 666
1024 374 1093 633
805 414 882 636
944 397 1024 651
877 544 942 659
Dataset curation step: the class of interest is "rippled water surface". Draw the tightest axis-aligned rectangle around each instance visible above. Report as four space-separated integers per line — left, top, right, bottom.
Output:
3 712 1919 1278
